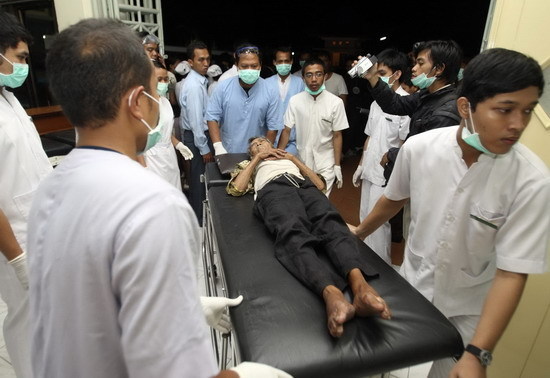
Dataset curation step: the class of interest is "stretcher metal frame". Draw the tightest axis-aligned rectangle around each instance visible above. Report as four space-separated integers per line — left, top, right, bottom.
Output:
201 162 463 378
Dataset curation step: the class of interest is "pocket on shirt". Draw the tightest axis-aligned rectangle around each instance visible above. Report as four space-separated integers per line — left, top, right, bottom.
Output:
321 118 333 128
13 190 35 220
463 204 504 275
458 259 496 287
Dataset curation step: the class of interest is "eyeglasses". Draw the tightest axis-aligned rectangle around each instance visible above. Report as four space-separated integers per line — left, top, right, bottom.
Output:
235 46 260 56
304 72 324 79
142 34 160 45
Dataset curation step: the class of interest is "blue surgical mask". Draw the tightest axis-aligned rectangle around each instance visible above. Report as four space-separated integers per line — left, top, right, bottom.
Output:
0 53 29 88
305 84 325 96
461 103 495 156
128 89 163 153
411 67 436 89
457 67 464 81
238 69 260 85
299 60 306 68
156 82 169 97
276 64 292 76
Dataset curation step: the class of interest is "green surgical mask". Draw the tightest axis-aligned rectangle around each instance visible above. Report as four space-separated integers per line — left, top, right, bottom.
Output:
238 69 260 85
0 53 29 88
128 89 163 154
461 103 496 156
305 84 325 96
411 67 436 89
457 67 464 81
379 72 397 87
156 82 169 97
276 64 292 76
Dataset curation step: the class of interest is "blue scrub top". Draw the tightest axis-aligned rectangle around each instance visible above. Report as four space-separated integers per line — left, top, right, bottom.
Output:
205 76 283 153
265 74 304 155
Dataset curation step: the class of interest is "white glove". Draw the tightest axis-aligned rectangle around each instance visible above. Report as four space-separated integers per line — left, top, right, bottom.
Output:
213 141 228 156
334 165 343 189
200 295 243 333
352 165 362 188
175 142 194 160
230 362 293 378
8 252 28 290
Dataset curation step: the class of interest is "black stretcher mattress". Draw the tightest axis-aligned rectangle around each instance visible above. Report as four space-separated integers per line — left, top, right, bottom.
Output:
207 186 463 377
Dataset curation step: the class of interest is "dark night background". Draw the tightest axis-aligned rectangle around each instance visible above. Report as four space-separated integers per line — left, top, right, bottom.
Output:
162 0 492 65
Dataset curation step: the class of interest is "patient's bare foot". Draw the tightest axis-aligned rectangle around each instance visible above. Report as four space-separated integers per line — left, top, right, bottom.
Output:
348 269 391 320
322 285 356 338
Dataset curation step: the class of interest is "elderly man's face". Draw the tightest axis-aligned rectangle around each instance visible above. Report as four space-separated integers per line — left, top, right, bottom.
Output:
249 137 272 156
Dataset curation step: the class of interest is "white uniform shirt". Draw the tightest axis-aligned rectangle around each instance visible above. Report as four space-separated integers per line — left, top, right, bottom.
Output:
218 64 238 82
0 88 52 251
27 149 217 378
144 97 181 189
0 87 52 378
361 86 410 186
385 126 550 317
284 90 349 181
324 72 348 97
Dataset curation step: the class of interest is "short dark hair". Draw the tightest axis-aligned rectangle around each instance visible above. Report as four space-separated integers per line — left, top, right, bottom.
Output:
458 48 544 110
235 43 261 64
274 46 292 59
377 48 409 84
302 58 325 76
46 18 152 129
413 40 463 84
187 40 208 60
0 12 33 54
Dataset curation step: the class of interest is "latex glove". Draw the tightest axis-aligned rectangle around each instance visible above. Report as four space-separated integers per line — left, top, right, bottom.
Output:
200 295 243 333
334 165 343 189
8 252 28 290
213 141 228 156
175 142 193 160
352 165 362 188
230 362 293 378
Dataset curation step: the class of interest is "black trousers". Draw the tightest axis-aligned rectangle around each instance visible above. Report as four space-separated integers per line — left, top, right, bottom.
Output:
183 130 213 224
254 176 377 296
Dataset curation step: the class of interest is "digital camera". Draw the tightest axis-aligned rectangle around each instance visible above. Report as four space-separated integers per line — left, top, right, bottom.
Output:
348 55 378 78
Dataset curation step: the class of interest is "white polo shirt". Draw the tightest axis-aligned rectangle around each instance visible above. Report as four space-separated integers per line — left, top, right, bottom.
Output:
361 86 410 186
385 126 550 317
284 90 349 181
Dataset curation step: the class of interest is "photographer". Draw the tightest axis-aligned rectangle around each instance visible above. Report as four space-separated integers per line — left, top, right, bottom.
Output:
357 40 462 246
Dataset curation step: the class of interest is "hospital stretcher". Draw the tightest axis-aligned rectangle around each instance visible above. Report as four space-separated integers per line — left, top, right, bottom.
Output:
201 162 463 378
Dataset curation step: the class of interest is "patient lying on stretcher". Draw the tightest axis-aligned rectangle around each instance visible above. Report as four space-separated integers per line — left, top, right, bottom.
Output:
226 137 391 337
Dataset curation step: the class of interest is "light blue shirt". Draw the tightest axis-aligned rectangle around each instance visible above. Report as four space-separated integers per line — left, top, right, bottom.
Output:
179 70 210 155
265 74 304 155
205 76 283 153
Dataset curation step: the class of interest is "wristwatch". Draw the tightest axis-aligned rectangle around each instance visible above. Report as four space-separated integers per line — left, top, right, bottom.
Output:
465 344 493 366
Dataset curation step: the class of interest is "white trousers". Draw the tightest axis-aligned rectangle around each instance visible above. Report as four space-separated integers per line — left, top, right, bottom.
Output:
0 258 32 378
360 179 391 264
428 314 479 378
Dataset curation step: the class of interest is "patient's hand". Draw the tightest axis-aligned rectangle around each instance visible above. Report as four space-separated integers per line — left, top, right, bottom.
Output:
258 149 287 161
